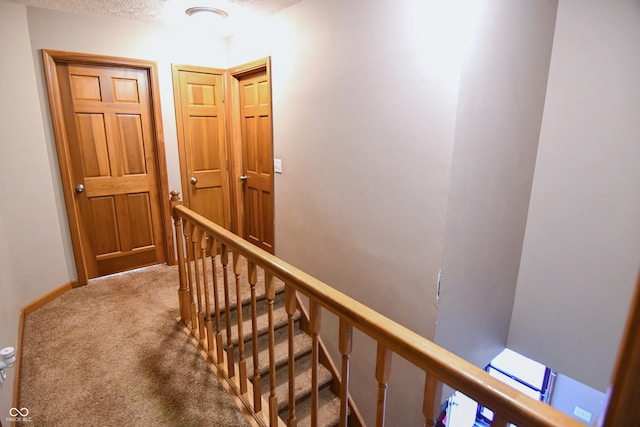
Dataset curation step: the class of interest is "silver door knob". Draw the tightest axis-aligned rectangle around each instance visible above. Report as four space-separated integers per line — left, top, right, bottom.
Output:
239 175 248 181
190 177 197 185
75 184 85 193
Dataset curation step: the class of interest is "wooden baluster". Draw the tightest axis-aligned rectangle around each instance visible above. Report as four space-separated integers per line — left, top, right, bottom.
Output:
491 414 508 427
210 242 224 363
191 226 205 340
339 319 353 427
423 373 442 427
221 245 235 377
233 251 248 394
265 272 278 427
375 343 392 427
170 191 191 325
183 222 198 332
285 286 298 427
248 261 262 413
200 233 215 355
309 300 321 427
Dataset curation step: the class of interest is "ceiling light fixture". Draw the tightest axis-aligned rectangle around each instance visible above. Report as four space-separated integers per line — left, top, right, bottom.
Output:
185 6 229 18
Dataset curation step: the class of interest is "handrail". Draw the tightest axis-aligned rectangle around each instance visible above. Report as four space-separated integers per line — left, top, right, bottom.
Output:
171 194 585 427
601 272 640 427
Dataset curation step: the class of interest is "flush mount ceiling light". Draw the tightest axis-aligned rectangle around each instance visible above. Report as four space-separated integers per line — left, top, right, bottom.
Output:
185 6 229 18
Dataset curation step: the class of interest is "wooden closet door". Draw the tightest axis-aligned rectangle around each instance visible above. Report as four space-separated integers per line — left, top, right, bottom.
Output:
238 69 274 254
57 62 167 278
173 67 230 229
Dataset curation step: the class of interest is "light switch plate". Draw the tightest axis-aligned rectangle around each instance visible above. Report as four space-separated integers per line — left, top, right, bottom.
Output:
274 158 283 174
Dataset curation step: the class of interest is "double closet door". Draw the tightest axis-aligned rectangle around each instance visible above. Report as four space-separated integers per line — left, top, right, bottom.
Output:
172 60 274 254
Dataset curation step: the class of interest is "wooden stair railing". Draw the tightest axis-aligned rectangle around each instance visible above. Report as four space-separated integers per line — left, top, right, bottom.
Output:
172 192 361 427
601 271 640 427
170 191 602 427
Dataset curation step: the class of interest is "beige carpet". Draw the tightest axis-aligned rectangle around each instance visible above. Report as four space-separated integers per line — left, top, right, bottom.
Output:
19 263 251 427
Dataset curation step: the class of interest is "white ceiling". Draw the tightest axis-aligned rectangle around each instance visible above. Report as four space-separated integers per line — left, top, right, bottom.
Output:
9 0 302 21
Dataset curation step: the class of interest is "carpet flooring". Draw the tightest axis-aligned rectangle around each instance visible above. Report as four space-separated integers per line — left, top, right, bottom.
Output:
18 263 251 427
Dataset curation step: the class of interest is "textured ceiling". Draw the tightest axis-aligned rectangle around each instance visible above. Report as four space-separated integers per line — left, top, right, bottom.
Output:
9 0 303 21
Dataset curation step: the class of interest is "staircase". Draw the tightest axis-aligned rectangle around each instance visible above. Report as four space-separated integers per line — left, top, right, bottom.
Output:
172 194 591 427
181 244 362 427
217 276 345 426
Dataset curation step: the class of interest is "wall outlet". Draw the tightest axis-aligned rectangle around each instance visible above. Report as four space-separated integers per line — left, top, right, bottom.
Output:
573 406 592 423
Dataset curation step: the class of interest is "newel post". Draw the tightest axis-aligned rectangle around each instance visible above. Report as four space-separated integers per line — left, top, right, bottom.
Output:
170 191 191 325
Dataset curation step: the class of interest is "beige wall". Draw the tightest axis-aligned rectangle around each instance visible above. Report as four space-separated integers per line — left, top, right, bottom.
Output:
0 0 71 416
0 214 19 417
509 0 640 392
228 0 475 424
434 0 557 370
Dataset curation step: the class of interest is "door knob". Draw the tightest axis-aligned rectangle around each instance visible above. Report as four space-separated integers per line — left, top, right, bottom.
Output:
240 175 248 181
75 184 85 194
190 177 197 185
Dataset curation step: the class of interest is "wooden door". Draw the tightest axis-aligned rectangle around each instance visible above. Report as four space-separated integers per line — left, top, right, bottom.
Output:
237 68 274 253
172 66 230 229
43 51 171 284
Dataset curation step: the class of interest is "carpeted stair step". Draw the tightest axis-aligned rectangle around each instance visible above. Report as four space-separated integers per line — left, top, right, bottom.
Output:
219 278 286 315
244 323 313 379
192 256 285 312
211 279 284 328
264 350 334 414
288 386 342 427
207 255 351 427
217 290 299 345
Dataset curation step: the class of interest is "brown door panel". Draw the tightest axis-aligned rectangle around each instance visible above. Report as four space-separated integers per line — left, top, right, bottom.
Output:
44 52 168 282
238 69 274 254
173 61 274 254
173 66 230 230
